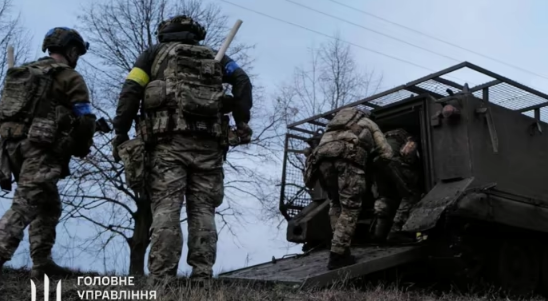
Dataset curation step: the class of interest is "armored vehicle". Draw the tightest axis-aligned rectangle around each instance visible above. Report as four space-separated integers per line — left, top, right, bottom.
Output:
219 62 548 295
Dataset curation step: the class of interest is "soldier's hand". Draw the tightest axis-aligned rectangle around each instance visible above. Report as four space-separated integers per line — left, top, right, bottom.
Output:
236 122 252 144
73 138 94 159
112 134 129 163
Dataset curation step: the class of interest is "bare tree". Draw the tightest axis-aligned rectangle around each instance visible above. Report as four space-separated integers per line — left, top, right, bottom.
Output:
0 0 32 86
272 33 384 220
277 32 383 129
58 0 283 275
0 0 35 200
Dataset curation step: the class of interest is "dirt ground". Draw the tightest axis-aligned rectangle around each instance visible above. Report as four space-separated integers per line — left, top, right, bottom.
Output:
1 266 545 301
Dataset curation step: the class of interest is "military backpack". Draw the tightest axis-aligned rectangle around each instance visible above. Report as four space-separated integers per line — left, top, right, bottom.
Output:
0 61 67 143
142 42 225 139
146 42 224 117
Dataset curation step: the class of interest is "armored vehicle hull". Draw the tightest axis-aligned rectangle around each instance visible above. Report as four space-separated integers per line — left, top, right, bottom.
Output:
219 62 548 295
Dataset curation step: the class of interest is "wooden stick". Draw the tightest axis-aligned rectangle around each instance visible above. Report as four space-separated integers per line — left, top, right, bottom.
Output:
215 19 243 62
7 45 13 68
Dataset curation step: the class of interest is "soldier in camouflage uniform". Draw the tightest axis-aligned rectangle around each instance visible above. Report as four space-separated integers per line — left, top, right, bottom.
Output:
372 128 421 243
111 15 253 282
0 27 96 278
303 107 393 269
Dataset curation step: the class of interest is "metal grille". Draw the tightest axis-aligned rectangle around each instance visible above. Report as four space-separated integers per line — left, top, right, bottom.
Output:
283 132 309 219
416 79 461 97
280 61 548 220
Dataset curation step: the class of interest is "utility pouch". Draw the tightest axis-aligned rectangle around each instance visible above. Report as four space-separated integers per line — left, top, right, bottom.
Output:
220 115 229 149
136 116 153 145
0 139 12 191
176 73 223 118
0 122 28 140
117 137 146 190
143 80 166 111
151 111 171 136
27 116 57 145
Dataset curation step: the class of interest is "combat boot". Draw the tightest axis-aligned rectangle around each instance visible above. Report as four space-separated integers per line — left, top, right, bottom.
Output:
386 231 416 244
147 274 178 289
189 277 210 289
327 248 356 270
30 260 74 280
372 218 392 242
189 270 212 288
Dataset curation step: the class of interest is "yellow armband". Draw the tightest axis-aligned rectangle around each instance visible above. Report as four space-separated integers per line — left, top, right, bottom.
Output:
126 67 150 87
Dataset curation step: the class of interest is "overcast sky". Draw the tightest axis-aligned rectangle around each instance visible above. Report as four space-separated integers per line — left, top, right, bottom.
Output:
2 0 548 276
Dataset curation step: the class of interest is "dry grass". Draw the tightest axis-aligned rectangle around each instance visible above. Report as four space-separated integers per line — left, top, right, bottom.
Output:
1 266 545 301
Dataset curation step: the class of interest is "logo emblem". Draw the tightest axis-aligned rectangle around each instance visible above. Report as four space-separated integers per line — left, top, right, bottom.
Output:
30 274 61 301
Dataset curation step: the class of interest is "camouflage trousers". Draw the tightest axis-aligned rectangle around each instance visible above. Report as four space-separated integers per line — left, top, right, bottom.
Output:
317 159 366 255
374 195 420 233
374 161 420 235
146 134 224 279
0 138 63 266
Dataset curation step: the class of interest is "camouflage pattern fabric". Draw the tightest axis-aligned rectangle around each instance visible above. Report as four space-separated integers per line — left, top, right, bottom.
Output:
373 197 399 220
146 134 223 279
374 156 421 235
0 139 64 266
390 194 420 233
371 127 422 239
0 56 91 270
303 107 391 252
317 159 366 255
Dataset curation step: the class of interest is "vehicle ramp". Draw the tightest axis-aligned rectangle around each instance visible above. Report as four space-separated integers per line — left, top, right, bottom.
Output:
218 244 430 288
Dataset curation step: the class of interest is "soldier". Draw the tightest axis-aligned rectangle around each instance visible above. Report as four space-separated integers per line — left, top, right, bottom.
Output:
0 27 96 278
372 128 421 243
111 15 253 283
303 107 393 269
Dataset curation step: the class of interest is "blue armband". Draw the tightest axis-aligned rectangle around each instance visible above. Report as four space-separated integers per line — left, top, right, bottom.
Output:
73 103 92 116
224 60 240 76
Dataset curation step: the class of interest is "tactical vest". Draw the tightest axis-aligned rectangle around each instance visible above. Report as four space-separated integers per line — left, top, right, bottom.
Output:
0 60 69 144
313 107 373 168
140 42 224 140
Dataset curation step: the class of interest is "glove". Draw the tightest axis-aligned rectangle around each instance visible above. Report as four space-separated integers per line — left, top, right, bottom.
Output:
72 138 93 158
220 94 236 114
236 122 252 144
71 114 96 158
112 134 129 163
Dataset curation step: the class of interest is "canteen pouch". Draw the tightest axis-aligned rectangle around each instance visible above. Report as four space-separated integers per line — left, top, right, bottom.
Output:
117 137 146 190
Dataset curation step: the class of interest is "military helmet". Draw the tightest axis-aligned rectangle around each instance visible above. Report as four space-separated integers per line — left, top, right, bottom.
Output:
42 27 89 55
156 15 206 42
385 128 410 146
